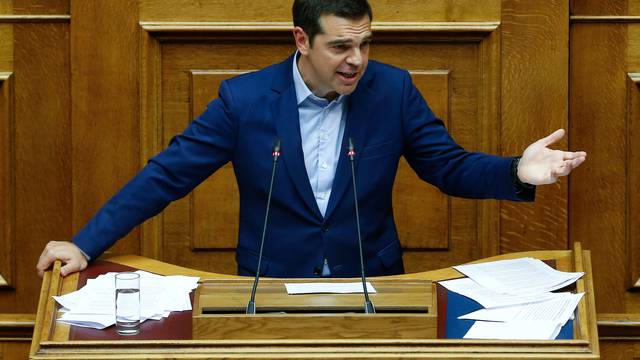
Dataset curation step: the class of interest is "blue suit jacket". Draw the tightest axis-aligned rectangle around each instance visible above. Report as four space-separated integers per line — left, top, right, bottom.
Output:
73 55 531 277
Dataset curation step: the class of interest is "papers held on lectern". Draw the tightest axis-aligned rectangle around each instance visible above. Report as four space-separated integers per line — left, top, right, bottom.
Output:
52 270 199 329
439 257 585 340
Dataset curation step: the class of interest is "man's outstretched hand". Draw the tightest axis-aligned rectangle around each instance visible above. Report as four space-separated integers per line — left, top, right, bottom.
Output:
36 241 88 277
517 129 587 185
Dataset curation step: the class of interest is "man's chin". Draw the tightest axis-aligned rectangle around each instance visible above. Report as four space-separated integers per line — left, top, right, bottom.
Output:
336 82 360 96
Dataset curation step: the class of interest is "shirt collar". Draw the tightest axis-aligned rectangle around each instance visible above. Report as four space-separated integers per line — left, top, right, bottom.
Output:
292 51 346 106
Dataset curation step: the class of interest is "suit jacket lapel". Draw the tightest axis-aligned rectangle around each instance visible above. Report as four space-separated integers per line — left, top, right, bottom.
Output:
324 78 378 221
271 56 323 220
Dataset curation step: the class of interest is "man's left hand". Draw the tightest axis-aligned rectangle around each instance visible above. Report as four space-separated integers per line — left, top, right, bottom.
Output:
517 129 587 185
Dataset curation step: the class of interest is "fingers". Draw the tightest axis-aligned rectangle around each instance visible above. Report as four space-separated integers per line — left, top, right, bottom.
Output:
554 156 586 177
562 151 587 160
36 241 60 277
60 258 87 277
36 241 87 278
540 129 566 147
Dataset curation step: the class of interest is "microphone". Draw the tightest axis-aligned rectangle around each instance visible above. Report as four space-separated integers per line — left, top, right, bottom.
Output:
347 138 375 314
246 139 281 315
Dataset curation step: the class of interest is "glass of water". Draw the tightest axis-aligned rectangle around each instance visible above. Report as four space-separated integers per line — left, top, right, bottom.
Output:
115 272 140 336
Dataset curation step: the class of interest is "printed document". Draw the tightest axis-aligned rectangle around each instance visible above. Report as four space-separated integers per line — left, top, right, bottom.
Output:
463 320 562 340
453 257 583 295
53 270 199 329
459 292 584 325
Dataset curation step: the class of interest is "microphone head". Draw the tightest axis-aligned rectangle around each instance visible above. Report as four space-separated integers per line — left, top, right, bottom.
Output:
347 138 355 158
272 139 281 157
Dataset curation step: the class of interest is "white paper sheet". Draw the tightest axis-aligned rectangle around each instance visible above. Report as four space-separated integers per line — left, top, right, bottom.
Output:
453 257 584 295
285 282 376 294
463 320 562 340
57 312 114 329
459 292 584 325
53 270 199 330
438 277 558 308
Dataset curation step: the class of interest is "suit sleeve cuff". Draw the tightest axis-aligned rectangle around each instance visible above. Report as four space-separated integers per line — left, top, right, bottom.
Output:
511 157 536 201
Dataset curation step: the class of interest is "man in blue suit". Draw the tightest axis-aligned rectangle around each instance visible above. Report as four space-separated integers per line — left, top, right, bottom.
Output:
37 0 586 278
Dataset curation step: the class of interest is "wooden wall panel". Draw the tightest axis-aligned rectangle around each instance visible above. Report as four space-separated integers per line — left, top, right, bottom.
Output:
569 1 640 353
70 0 140 257
0 20 71 312
500 0 569 254
139 0 501 22
393 71 449 250
0 313 33 360
0 24 12 70
571 1 630 16
0 341 30 360
571 22 628 314
190 70 245 251
627 74 640 291
0 5 15 291
12 0 68 15
158 37 293 274
374 32 500 272
142 23 500 275
0 73 14 288
7 22 71 313
0 9 71 360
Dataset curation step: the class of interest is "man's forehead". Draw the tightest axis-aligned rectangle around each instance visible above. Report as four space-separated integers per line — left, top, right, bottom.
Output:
319 14 372 39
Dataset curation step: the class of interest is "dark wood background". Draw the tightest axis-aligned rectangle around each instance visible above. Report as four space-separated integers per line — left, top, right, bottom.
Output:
1 0 639 358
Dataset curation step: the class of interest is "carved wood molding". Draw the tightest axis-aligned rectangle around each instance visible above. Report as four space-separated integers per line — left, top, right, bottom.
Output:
598 313 640 339
140 21 499 34
0 313 35 341
0 72 14 288
627 73 640 290
0 15 70 23
571 16 640 23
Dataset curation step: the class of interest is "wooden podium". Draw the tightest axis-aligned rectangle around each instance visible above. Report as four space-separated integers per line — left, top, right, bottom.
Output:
193 278 437 340
30 244 600 359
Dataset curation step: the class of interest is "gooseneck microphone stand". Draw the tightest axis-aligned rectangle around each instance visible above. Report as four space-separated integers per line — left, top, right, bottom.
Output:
246 139 281 315
347 138 375 314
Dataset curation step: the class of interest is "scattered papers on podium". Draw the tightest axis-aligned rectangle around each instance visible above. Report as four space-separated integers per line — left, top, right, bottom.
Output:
439 257 584 340
52 270 199 329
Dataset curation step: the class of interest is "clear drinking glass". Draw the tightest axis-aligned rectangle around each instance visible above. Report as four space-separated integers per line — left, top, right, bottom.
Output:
115 272 140 335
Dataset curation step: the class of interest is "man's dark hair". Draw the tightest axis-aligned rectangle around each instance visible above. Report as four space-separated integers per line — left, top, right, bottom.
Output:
292 0 372 46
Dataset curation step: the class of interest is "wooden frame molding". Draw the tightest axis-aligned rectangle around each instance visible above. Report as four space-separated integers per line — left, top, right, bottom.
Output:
140 21 500 34
0 15 70 23
570 16 640 23
627 73 640 289
0 72 14 288
0 313 35 341
598 313 640 340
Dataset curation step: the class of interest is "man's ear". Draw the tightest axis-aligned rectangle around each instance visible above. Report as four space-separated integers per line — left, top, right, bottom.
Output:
293 26 311 55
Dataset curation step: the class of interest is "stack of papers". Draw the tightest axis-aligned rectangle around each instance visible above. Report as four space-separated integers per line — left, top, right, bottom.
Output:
53 270 199 329
439 257 584 340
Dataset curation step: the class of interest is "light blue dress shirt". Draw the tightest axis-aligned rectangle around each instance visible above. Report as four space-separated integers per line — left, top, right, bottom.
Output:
292 52 348 218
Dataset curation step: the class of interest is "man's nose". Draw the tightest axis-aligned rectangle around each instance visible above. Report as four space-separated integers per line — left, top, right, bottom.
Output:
346 48 362 67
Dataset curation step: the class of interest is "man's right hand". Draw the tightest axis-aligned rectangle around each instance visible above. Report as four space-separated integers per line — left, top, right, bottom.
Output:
36 241 88 277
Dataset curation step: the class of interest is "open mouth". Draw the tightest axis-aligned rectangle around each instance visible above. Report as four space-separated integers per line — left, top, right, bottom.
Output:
337 71 357 79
